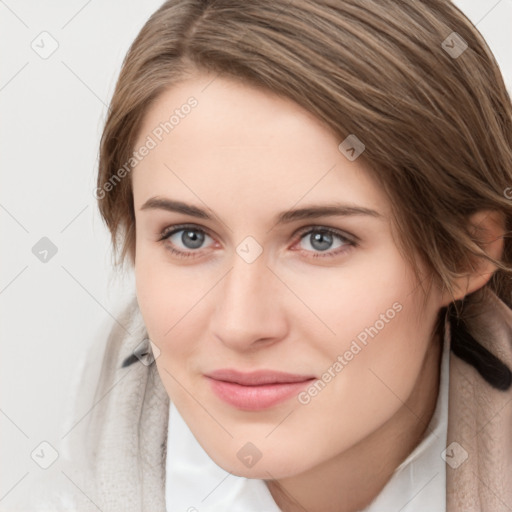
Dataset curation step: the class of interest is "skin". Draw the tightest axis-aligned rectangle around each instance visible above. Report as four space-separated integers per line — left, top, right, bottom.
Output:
131 71 499 512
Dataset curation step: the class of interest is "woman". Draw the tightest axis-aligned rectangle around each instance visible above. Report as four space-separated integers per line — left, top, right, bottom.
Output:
72 0 512 511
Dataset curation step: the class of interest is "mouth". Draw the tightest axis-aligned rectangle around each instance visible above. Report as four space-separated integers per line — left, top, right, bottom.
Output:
205 369 316 411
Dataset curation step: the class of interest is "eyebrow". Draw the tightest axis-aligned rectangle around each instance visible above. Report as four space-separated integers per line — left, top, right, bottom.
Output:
140 197 382 224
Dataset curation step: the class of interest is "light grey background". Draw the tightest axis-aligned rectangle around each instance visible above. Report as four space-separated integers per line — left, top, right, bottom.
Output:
1 0 511 508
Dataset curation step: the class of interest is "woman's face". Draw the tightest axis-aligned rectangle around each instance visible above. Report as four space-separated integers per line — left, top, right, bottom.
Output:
132 72 445 479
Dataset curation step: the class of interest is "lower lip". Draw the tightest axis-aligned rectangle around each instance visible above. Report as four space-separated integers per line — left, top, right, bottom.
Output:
206 377 315 411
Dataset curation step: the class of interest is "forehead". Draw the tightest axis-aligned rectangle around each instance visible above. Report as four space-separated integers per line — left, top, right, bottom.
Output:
132 73 386 216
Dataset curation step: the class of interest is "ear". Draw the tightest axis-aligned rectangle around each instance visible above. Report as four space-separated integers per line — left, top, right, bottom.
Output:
441 209 505 305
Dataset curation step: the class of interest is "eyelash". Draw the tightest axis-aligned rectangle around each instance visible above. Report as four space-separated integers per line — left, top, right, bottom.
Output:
157 224 357 260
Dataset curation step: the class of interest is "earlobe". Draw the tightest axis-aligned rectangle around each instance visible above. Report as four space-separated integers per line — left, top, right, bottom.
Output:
441 209 505 304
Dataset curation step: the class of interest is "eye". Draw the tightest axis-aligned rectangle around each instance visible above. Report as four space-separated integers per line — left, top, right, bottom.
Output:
159 224 214 259
158 224 356 260
293 227 355 258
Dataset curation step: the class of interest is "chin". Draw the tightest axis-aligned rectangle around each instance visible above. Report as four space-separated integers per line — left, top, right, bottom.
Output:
207 444 311 480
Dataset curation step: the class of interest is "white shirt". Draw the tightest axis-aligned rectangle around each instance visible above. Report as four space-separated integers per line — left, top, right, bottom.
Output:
165 336 449 512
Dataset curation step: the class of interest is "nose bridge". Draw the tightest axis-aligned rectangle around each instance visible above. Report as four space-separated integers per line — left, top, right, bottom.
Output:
221 253 270 318
210 251 285 348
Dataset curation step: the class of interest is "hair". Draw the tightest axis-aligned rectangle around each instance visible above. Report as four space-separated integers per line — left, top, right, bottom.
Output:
97 0 512 389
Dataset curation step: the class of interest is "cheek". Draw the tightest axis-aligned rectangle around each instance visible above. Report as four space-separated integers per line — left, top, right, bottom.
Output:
295 255 413 356
135 245 188 345
134 245 213 371
301 263 433 426
135 254 166 338
328 295 432 414
135 256 202 406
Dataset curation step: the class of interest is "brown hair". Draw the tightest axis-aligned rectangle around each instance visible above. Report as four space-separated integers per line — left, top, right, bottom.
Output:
97 0 512 385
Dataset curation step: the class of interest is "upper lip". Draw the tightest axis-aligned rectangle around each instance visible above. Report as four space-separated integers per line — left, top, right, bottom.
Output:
205 369 315 386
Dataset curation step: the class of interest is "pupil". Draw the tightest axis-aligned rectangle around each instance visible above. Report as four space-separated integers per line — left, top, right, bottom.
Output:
311 232 332 251
183 230 204 249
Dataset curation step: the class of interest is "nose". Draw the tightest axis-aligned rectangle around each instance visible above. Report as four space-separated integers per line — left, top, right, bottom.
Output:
209 253 289 352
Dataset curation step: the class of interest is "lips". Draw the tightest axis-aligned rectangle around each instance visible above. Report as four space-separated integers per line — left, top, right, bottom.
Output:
206 368 314 385
205 369 316 410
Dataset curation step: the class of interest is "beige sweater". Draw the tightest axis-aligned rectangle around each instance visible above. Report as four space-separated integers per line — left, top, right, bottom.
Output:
52 290 512 512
